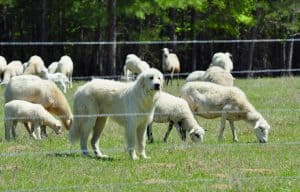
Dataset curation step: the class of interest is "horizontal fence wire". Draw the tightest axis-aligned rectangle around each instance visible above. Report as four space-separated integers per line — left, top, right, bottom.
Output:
1 38 300 46
2 108 300 121
1 141 299 158
3 175 300 192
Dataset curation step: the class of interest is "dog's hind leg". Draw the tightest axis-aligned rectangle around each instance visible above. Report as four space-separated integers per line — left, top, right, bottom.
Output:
91 117 109 159
80 117 96 156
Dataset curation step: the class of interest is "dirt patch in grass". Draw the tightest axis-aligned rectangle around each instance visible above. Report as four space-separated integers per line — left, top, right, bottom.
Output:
0 163 20 171
210 183 231 190
143 179 168 185
241 168 273 174
6 145 31 153
141 163 176 170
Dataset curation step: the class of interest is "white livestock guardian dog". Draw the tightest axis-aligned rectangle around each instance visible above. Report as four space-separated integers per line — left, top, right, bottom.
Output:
69 68 164 160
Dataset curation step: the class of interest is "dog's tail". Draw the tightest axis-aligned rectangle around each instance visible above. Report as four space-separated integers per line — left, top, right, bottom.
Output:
69 120 81 144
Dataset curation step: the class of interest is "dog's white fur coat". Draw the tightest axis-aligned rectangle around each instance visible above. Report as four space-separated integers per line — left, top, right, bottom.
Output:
69 68 164 160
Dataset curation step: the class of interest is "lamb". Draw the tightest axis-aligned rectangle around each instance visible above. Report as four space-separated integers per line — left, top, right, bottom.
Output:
180 82 270 143
4 75 73 130
186 66 234 86
48 61 59 73
1 60 24 85
0 56 7 81
123 54 150 80
146 91 205 143
4 100 62 141
162 48 180 86
40 68 69 93
56 55 73 88
24 55 46 76
210 52 233 72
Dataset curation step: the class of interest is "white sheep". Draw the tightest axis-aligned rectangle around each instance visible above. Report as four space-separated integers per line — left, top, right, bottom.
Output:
1 60 24 85
162 48 180 86
24 55 46 76
40 68 69 93
48 61 59 73
147 91 205 143
181 82 270 143
0 56 7 81
56 55 73 88
4 75 73 131
4 100 62 141
123 54 150 80
186 66 234 86
210 52 233 72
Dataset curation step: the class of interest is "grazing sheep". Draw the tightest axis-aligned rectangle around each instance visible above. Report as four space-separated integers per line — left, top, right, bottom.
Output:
123 54 150 80
162 48 180 86
69 68 164 160
186 66 234 86
56 55 73 88
210 52 233 72
0 56 7 81
4 75 73 130
4 100 62 141
40 68 69 93
181 82 270 143
146 91 205 143
24 55 46 76
1 61 24 85
48 61 59 73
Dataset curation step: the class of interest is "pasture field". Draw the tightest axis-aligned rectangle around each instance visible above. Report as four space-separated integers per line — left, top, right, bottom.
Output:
0 77 299 191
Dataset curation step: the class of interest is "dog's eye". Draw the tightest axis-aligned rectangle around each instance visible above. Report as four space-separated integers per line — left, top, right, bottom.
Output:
149 76 154 80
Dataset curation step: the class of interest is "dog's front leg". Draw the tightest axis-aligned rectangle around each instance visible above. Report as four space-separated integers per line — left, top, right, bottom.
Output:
125 123 138 160
137 124 149 159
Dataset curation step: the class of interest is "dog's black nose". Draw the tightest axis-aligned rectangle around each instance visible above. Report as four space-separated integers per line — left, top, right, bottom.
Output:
154 83 160 90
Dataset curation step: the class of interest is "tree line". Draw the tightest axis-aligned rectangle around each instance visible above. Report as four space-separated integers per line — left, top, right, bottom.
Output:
0 0 299 77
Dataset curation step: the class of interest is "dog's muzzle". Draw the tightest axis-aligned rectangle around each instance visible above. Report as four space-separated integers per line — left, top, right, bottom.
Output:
154 83 160 90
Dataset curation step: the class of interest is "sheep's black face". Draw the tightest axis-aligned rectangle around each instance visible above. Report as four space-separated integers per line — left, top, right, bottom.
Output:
189 127 205 143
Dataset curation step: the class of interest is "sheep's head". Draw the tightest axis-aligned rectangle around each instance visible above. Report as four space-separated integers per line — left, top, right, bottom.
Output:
189 127 205 143
162 48 170 57
254 118 270 143
53 121 63 135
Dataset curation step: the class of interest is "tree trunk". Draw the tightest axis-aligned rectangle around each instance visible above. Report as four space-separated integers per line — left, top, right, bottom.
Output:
287 39 294 76
40 0 46 58
107 0 117 76
169 8 177 51
247 27 257 77
191 9 197 71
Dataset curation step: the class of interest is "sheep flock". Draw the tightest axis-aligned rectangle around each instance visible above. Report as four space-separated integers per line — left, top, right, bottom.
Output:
0 51 271 160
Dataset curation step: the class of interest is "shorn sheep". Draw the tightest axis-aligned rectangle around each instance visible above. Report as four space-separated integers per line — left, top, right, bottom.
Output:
146 91 205 143
56 55 73 88
40 68 69 93
210 52 233 72
1 60 24 85
181 82 270 143
162 48 180 86
4 100 62 141
69 68 164 160
4 75 73 130
123 54 150 80
48 61 59 73
0 56 7 81
24 55 46 76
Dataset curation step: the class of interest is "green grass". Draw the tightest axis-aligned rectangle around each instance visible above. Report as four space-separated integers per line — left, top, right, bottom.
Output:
0 77 299 191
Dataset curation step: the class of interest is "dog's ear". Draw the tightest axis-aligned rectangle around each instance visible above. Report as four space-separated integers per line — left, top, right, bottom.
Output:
139 75 145 89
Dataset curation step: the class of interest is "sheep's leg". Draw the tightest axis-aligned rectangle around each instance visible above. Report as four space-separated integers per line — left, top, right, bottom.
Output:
229 121 239 142
174 121 187 141
91 117 109 159
146 122 154 143
163 121 174 142
5 121 12 141
24 122 37 139
32 123 42 140
11 121 18 140
125 121 138 160
41 125 47 138
136 124 149 159
218 112 227 141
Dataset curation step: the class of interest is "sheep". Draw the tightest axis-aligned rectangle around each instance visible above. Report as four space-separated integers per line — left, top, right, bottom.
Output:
40 68 69 93
123 54 150 80
1 60 24 85
162 48 180 86
56 55 73 88
146 91 205 143
24 55 46 76
0 56 7 81
4 75 73 131
4 100 62 141
48 61 59 73
180 82 270 143
210 52 233 72
186 66 234 86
